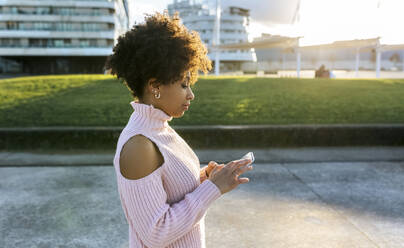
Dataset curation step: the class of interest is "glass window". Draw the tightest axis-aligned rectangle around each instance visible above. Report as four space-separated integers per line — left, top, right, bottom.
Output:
6 21 17 29
29 39 40 47
37 7 50 15
56 23 71 31
64 39 71 47
79 39 89 47
1 38 10 46
54 39 64 47
11 39 20 47
101 9 109 15
18 7 35 14
83 23 98 31
34 22 52 30
93 8 101 15
89 39 97 47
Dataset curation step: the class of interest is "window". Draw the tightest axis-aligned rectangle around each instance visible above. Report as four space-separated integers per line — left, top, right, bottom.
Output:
93 8 101 16
19 23 25 30
10 39 21 47
64 39 71 47
56 22 73 31
36 7 50 15
54 39 64 47
79 39 89 47
89 39 97 47
34 22 52 30
1 38 10 46
6 21 17 29
29 39 42 47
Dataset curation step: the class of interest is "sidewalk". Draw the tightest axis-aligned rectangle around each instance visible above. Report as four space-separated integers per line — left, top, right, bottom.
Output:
1 147 404 247
1 146 404 166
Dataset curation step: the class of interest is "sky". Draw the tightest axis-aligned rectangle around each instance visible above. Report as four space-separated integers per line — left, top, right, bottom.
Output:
128 0 404 46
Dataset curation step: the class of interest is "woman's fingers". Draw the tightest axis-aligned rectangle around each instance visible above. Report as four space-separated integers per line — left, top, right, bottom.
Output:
227 159 251 172
235 164 253 176
237 177 250 184
207 161 218 175
208 161 217 167
208 161 218 170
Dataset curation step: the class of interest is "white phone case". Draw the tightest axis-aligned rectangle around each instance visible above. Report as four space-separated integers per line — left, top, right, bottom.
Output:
241 152 255 166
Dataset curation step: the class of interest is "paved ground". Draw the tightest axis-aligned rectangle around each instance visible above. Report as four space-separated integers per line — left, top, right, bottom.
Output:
1 147 404 248
2 146 404 166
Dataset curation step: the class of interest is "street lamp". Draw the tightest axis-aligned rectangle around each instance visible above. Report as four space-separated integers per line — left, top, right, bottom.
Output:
213 0 221 75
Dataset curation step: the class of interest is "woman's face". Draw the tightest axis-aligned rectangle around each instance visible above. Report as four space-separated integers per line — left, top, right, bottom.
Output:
151 74 195 118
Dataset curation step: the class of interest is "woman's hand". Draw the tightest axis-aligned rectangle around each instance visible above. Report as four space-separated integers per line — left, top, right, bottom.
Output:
208 159 253 195
200 161 218 183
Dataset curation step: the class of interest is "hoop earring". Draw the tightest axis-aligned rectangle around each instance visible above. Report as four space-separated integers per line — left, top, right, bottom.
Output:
154 92 161 99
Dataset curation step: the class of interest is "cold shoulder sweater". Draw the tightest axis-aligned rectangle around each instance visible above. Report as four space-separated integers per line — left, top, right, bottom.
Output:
113 101 222 248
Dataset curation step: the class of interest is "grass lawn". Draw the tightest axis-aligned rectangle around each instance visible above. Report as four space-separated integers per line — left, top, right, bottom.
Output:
0 74 403 127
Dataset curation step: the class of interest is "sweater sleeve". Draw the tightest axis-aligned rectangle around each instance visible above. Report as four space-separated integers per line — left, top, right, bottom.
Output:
119 167 222 248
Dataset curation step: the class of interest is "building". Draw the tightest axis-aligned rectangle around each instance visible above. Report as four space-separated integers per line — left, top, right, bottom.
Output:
0 0 129 75
167 0 255 72
252 33 404 73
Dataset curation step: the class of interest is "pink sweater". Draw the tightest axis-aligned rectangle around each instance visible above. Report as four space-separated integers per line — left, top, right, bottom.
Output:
113 101 222 248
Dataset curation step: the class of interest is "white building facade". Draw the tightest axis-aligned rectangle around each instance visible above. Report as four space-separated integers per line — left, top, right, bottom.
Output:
0 0 129 75
167 0 255 72
250 34 404 74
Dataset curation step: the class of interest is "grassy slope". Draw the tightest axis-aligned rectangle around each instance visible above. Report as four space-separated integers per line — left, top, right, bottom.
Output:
0 74 403 127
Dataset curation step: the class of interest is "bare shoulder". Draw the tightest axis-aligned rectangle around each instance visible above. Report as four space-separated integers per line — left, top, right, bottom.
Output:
119 134 164 180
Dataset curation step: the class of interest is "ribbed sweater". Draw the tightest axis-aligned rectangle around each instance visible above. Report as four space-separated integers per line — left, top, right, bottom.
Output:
113 101 222 248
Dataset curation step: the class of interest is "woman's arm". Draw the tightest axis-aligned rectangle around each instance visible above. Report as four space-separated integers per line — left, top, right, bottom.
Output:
119 136 222 248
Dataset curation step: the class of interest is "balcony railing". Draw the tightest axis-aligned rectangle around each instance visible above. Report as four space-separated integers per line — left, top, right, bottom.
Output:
0 44 112 48
0 28 113 32
0 11 112 16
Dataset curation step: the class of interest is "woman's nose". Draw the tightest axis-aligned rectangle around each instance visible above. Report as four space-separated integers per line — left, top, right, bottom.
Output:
187 88 195 100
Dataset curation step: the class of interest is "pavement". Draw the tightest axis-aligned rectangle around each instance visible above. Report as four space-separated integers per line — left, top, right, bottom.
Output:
1 146 404 247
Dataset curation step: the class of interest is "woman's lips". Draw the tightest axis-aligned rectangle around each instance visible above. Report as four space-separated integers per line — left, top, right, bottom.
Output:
183 104 189 110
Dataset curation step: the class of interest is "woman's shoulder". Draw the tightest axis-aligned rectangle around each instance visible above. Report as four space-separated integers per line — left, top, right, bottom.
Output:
119 134 165 181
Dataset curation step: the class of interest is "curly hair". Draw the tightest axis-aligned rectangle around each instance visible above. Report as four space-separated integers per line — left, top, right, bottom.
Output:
104 11 212 99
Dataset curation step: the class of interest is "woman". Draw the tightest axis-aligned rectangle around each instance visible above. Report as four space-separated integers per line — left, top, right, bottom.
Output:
104 12 253 248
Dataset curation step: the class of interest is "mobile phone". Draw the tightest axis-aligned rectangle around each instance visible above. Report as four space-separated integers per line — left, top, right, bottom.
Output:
240 152 255 166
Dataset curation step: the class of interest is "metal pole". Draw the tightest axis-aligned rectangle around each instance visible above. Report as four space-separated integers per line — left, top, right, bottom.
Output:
214 0 221 76
355 48 360 78
402 51 404 72
282 53 285 70
376 47 381 78
296 49 300 78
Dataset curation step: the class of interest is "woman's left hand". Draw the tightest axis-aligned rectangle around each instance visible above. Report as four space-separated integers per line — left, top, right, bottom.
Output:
200 161 219 183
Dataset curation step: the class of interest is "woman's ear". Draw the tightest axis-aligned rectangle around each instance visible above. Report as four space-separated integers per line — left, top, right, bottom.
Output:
147 78 160 92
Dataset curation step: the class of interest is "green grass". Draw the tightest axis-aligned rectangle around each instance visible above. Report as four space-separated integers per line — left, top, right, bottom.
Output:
0 74 404 127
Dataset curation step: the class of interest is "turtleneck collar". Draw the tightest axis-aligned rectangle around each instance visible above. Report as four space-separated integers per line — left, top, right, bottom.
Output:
130 100 173 129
